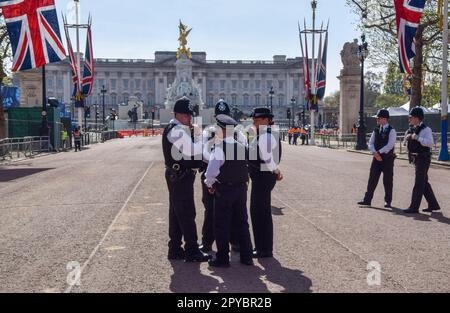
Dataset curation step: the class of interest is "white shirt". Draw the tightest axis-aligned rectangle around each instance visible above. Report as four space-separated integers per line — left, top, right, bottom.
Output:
249 128 280 172
414 123 434 148
368 124 397 154
204 137 237 188
166 118 203 160
202 125 248 163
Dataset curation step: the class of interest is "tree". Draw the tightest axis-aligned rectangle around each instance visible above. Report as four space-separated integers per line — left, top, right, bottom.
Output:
374 93 408 108
364 71 382 107
323 91 340 108
384 61 404 95
0 14 11 139
347 0 444 107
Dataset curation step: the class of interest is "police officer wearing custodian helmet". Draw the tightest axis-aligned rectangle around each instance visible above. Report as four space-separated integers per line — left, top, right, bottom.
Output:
162 97 211 262
199 100 246 253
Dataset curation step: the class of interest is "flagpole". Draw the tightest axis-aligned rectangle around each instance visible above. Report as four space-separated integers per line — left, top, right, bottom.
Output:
309 0 317 145
40 64 49 137
438 0 449 161
74 0 83 130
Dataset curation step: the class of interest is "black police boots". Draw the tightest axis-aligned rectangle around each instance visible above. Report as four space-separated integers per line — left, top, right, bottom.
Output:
167 249 185 260
185 250 212 263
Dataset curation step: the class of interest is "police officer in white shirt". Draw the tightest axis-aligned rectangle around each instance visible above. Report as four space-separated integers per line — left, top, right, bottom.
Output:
403 107 441 214
162 97 211 262
204 114 253 267
358 109 397 208
248 107 283 259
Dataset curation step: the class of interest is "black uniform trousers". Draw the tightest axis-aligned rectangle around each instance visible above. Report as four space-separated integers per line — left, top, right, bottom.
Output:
214 183 253 262
250 169 277 254
201 173 240 248
74 139 81 151
293 135 299 146
165 169 199 256
201 174 215 247
363 155 394 204
409 154 440 210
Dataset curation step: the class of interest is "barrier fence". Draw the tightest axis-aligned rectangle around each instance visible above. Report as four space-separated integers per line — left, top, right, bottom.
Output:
0 136 50 161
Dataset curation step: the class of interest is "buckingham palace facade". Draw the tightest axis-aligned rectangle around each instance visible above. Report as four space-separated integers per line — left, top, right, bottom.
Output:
16 51 306 119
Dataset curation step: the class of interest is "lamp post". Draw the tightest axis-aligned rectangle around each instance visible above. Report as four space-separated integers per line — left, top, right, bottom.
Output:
291 97 296 127
355 33 369 150
268 86 275 113
101 85 107 128
93 103 98 130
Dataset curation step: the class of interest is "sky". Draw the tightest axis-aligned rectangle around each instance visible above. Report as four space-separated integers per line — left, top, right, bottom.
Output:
55 0 362 97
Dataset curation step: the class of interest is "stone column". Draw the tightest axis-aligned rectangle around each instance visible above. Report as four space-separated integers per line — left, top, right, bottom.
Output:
338 40 361 136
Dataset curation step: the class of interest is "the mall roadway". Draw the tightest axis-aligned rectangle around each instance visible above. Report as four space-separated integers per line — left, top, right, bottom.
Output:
0 136 449 293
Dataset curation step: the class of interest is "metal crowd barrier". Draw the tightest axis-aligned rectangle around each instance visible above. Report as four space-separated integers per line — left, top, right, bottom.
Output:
0 136 50 161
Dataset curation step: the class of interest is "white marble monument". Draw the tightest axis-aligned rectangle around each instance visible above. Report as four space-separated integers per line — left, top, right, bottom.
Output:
160 21 213 125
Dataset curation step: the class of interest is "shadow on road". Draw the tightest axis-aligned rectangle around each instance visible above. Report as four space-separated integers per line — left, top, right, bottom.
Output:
368 206 450 226
257 258 313 293
0 168 54 182
169 257 313 293
169 261 219 293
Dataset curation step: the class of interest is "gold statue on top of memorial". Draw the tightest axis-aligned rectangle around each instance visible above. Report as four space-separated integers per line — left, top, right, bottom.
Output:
177 20 192 59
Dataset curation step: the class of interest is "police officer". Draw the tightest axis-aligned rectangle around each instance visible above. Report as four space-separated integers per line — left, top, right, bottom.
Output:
248 107 283 259
403 107 441 214
162 97 211 262
358 109 397 208
204 114 253 267
200 100 246 253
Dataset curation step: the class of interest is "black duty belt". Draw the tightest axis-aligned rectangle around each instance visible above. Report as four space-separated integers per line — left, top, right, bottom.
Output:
166 164 196 183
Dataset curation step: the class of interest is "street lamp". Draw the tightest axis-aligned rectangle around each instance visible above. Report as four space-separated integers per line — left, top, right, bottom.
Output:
268 86 275 113
93 103 98 130
355 33 369 150
290 97 296 127
101 85 107 128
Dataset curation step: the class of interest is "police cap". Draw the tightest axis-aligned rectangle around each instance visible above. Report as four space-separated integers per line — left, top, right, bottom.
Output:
251 107 274 119
173 97 194 115
377 109 390 119
409 106 424 120
216 114 238 128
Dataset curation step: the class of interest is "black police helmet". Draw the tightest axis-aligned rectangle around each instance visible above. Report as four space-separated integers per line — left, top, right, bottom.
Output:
216 114 238 129
251 107 274 119
377 109 390 119
173 97 194 116
409 106 424 120
215 99 231 116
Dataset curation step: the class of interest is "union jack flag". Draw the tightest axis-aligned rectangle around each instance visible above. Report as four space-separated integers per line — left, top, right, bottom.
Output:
316 30 328 102
299 22 311 110
81 18 94 97
395 0 427 75
0 0 66 72
62 16 79 98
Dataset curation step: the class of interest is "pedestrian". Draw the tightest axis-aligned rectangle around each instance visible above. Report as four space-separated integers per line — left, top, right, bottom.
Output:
248 107 283 259
204 114 253 268
162 97 211 262
402 107 441 214
358 109 397 208
61 126 69 151
200 99 245 254
288 128 294 145
293 126 301 146
300 127 307 145
73 127 82 152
